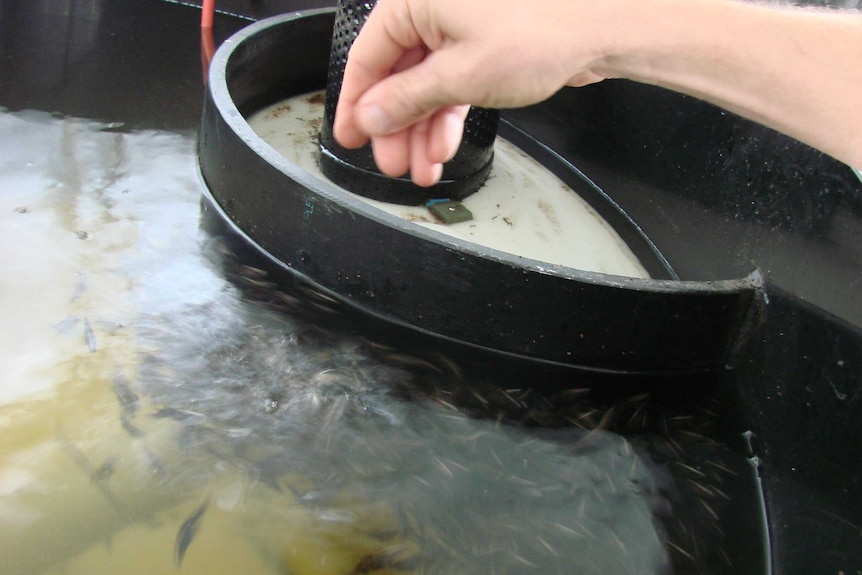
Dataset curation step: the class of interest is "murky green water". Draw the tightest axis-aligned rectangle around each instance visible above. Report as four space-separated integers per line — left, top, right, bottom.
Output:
0 109 749 575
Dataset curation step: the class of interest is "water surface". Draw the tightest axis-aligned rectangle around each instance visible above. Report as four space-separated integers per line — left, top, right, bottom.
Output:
0 109 745 575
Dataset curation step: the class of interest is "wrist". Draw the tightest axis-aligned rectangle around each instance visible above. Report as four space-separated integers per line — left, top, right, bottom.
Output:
592 0 700 83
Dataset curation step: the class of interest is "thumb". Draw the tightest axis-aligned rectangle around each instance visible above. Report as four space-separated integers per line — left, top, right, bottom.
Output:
354 48 473 137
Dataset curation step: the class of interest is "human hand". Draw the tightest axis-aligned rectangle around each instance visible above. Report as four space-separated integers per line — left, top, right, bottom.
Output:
333 0 862 177
332 0 615 187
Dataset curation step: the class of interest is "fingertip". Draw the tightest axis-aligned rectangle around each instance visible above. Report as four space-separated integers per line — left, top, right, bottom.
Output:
408 118 443 187
333 124 368 150
356 103 396 136
370 132 411 178
410 161 444 188
427 106 468 163
332 105 369 149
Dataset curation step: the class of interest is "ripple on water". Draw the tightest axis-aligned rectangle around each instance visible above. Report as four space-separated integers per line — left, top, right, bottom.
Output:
0 110 740 575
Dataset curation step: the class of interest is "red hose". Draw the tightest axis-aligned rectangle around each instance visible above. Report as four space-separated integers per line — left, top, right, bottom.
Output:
201 0 215 29
201 0 216 84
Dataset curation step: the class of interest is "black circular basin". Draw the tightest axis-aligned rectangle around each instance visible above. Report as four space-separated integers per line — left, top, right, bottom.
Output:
198 10 759 375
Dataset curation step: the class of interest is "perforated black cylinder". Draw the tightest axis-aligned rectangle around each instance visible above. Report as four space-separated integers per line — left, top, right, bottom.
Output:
319 0 499 205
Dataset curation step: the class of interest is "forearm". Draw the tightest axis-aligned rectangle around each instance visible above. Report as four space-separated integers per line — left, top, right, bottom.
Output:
598 0 862 166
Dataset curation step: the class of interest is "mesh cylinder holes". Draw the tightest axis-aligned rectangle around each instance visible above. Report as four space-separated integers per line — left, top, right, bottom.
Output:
319 0 500 205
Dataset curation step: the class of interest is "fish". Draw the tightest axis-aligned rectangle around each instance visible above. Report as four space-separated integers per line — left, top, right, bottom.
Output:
55 429 132 523
70 271 88 302
83 317 97 352
174 500 208 568
152 407 208 426
94 455 120 482
53 315 79 335
120 413 145 437
112 375 141 416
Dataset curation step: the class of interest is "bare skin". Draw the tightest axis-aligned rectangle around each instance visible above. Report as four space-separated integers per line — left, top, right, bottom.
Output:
332 0 862 187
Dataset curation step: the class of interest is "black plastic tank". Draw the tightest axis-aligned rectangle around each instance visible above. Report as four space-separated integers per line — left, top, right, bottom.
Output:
0 1 859 574
197 9 759 376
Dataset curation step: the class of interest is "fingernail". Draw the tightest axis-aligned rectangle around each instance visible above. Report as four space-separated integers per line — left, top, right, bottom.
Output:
359 104 393 135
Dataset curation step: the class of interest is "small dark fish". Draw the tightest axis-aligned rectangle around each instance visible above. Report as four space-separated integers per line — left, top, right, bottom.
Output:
83 317 97 352
143 448 167 477
97 121 129 133
174 500 208 568
55 429 132 523
70 271 88 302
349 543 421 575
94 455 120 482
53 315 79 335
152 407 207 426
112 375 141 417
238 264 268 279
120 413 145 438
240 276 277 289
112 372 142 439
273 290 301 309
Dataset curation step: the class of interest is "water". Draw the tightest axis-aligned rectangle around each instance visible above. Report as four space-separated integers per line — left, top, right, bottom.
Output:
0 109 757 574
